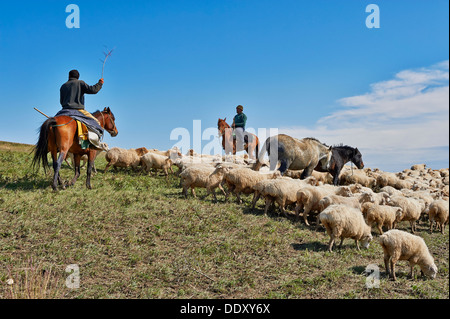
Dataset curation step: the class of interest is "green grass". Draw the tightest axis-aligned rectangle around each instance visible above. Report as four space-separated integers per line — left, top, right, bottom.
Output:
0 141 448 299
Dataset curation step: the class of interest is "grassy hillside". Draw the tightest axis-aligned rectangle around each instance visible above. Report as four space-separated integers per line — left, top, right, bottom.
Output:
0 141 448 299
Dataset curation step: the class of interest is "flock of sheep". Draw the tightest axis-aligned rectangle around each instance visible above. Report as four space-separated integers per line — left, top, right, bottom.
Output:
89 145 449 282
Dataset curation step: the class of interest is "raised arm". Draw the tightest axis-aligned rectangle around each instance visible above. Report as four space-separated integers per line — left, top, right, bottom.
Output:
81 79 104 94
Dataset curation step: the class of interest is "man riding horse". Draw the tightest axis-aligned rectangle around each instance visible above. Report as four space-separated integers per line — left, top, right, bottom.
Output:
57 69 108 151
231 105 247 151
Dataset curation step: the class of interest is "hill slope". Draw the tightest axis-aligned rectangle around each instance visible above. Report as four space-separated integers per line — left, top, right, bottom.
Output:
0 141 448 299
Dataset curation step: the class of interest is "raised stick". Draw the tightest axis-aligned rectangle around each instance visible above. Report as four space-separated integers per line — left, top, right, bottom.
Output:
101 48 115 79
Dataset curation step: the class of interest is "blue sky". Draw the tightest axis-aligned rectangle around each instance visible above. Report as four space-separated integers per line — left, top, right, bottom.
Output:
0 0 448 172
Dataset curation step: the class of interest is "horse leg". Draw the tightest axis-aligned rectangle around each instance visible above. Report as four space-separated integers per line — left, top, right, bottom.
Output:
52 151 66 191
279 159 291 175
86 150 97 189
69 154 81 186
332 166 341 186
300 165 314 179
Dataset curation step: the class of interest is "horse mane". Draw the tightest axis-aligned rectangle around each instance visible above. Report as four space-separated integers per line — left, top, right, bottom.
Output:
331 144 355 151
93 109 115 121
304 137 329 148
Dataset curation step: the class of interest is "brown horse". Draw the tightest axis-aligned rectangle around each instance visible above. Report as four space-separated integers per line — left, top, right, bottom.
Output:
32 107 118 190
217 118 259 160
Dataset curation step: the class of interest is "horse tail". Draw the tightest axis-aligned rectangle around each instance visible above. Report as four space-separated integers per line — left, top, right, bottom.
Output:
32 117 56 172
255 138 259 160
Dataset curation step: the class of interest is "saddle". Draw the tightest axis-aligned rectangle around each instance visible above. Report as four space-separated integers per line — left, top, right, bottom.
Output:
77 120 90 149
233 134 249 145
76 120 108 151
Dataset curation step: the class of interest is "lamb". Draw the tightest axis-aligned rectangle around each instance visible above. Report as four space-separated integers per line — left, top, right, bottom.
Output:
140 152 174 177
364 204 403 235
379 229 438 281
179 165 217 199
223 167 281 204
318 204 373 252
388 195 424 233
426 199 449 234
203 165 230 202
295 184 352 226
255 177 316 217
104 147 142 171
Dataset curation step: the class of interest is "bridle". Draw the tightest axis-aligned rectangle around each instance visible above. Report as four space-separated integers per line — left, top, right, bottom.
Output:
217 121 232 138
100 111 117 135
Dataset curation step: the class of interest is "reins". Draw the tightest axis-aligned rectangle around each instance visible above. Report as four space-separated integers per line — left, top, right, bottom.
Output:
98 111 116 135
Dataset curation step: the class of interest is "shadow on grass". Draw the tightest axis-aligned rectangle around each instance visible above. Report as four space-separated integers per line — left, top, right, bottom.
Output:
291 241 329 252
0 175 50 191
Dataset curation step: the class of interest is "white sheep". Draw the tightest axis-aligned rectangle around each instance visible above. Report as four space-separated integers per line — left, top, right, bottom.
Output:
140 152 174 177
223 167 281 204
179 165 216 199
388 195 424 233
255 177 316 217
379 229 438 281
295 184 352 226
104 147 142 171
364 204 403 235
426 199 449 234
319 204 373 252
203 165 230 202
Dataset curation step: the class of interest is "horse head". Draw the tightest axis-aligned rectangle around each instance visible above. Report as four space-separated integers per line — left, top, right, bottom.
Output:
101 107 118 137
352 148 364 169
217 118 230 136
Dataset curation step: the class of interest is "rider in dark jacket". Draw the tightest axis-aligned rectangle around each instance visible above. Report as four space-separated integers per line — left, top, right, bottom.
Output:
56 70 107 150
60 69 103 110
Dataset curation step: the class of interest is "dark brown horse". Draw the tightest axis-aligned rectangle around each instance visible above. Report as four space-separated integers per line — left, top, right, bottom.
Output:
217 118 259 160
314 145 364 186
32 107 118 190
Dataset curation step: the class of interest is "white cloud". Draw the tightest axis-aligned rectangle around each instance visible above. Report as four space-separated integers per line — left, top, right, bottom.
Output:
279 61 449 172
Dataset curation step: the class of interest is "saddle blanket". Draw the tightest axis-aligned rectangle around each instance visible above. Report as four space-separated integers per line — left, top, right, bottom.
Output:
55 108 104 138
